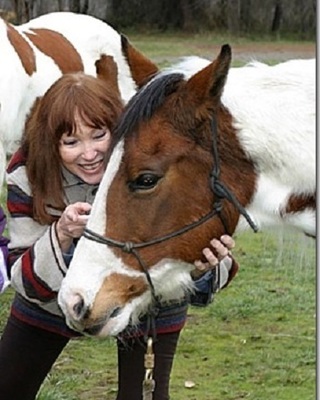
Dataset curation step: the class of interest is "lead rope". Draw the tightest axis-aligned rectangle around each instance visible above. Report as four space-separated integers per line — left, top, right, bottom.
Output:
143 337 156 400
128 248 158 400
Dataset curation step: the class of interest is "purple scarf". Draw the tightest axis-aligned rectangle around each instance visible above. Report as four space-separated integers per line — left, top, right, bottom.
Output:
0 207 9 291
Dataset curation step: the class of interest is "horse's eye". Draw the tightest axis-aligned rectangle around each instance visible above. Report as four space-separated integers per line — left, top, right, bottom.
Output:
129 173 160 191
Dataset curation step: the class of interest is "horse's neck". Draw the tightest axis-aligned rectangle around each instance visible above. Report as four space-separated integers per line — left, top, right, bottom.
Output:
235 174 314 235
223 60 315 190
223 60 315 236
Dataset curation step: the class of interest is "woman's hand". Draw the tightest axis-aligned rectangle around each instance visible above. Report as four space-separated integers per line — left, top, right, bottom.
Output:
192 235 235 279
56 202 92 252
190 235 239 306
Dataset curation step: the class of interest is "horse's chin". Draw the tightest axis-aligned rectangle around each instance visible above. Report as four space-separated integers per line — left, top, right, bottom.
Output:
66 308 133 337
85 316 131 337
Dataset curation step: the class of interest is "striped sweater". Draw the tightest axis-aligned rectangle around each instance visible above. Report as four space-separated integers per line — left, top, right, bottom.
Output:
6 149 188 338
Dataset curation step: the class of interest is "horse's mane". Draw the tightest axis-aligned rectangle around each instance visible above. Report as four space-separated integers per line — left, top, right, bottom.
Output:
111 72 184 148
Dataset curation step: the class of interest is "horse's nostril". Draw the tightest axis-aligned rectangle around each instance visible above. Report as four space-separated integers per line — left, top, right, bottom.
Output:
73 297 85 317
69 294 88 321
110 307 122 319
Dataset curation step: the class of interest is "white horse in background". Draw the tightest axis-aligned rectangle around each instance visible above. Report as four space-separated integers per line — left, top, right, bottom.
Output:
0 11 158 191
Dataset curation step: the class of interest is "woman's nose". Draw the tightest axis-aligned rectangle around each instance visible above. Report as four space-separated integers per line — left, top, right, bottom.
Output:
82 144 97 160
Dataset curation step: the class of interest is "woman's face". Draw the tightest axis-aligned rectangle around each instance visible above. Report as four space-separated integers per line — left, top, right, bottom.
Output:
59 114 111 185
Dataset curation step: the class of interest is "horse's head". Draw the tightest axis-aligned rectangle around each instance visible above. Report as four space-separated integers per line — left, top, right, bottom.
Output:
58 45 257 337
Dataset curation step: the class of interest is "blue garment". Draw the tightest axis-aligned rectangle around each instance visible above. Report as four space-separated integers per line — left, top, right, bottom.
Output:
190 270 218 307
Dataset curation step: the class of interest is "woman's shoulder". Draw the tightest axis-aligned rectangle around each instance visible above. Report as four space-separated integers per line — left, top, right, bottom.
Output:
6 149 31 195
7 148 27 174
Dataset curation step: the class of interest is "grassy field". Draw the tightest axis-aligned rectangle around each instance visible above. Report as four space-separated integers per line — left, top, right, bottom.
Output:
0 34 316 400
0 230 315 400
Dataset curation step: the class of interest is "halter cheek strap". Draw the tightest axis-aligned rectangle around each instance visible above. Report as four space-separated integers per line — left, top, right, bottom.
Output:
209 119 258 234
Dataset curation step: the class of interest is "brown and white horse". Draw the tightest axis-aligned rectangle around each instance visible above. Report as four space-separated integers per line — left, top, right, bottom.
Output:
58 44 315 337
0 11 158 190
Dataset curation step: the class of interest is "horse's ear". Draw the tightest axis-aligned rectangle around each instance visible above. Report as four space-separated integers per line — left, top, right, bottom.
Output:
95 54 122 99
121 34 159 88
186 44 232 102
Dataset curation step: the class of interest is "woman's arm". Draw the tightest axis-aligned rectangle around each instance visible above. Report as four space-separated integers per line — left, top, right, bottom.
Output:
6 153 68 303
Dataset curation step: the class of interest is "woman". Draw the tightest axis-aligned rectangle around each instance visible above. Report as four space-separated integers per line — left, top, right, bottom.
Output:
0 64 238 400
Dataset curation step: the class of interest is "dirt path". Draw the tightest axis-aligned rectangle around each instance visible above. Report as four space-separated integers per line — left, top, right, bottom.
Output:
230 42 315 63
153 41 315 66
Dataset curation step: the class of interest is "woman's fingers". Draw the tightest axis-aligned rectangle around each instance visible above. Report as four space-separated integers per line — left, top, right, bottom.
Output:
209 238 230 259
192 235 235 278
202 247 219 266
220 234 235 250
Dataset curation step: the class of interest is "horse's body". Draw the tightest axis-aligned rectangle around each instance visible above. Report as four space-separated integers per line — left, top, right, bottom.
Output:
0 11 158 189
58 45 315 337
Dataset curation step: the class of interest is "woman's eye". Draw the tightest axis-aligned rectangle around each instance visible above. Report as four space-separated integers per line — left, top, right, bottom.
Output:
128 173 161 191
62 139 77 146
94 129 108 140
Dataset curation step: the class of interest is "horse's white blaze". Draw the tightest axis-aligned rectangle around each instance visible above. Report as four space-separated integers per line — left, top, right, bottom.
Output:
59 143 126 307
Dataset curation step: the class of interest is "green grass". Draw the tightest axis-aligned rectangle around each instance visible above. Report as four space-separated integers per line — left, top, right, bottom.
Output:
0 230 315 400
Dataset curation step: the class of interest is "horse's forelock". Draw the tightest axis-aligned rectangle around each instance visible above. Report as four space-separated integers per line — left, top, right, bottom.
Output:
111 73 184 146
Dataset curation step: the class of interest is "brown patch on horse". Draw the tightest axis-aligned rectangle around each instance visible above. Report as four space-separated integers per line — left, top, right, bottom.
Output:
24 28 84 73
285 192 316 212
281 192 316 238
95 54 122 100
88 273 148 323
6 22 36 76
282 192 316 215
121 34 159 88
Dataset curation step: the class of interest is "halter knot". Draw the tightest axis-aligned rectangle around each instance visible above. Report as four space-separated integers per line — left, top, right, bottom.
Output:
210 173 228 200
123 241 134 253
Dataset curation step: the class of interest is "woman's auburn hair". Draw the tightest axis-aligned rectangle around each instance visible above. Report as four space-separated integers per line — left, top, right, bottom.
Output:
21 72 124 225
